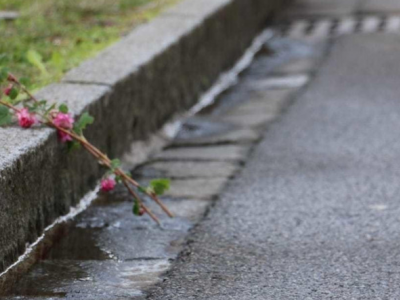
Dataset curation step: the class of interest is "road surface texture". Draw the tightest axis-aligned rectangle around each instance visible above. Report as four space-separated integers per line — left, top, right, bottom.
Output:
148 22 400 300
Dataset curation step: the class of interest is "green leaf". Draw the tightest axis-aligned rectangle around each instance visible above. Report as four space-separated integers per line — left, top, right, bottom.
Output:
80 112 94 127
59 103 69 113
67 140 81 152
149 178 170 196
0 106 12 126
26 50 48 75
115 175 122 184
9 88 18 100
133 200 140 216
110 158 121 170
73 112 94 135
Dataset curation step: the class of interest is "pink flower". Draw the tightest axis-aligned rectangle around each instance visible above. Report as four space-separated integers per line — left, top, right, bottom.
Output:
101 178 116 192
57 131 73 143
53 112 74 143
16 108 37 129
53 112 74 129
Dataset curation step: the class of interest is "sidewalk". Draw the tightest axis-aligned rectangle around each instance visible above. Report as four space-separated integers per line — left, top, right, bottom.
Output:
148 16 400 300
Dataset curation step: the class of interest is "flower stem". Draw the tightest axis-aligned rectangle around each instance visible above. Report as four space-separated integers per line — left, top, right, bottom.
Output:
0 100 20 113
8 73 38 104
121 179 160 225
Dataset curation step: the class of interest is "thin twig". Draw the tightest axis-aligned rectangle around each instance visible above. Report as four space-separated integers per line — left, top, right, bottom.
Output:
0 99 20 113
122 179 160 225
115 169 174 217
1 75 173 225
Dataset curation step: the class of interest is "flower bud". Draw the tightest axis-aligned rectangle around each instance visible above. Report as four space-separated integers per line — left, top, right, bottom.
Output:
101 178 116 192
16 108 37 129
3 84 13 96
53 112 74 143
139 208 145 216
7 74 16 82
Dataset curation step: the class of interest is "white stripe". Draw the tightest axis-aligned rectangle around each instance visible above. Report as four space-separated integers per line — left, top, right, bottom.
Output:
362 16 380 32
385 16 400 32
247 75 310 90
335 17 357 35
287 20 309 38
308 19 332 38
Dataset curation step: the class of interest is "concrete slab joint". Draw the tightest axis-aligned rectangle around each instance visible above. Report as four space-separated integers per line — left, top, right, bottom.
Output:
0 0 288 276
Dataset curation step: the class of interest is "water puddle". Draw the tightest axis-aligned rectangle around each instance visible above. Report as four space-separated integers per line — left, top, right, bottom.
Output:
2 192 190 299
174 116 235 141
45 228 110 261
5 259 170 299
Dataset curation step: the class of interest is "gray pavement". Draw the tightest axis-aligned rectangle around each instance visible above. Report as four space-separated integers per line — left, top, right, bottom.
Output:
282 0 400 17
148 34 400 299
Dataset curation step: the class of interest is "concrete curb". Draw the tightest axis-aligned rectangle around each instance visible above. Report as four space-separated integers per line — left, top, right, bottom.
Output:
0 0 287 273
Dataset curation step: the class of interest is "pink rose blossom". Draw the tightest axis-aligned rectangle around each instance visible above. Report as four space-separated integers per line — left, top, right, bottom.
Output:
16 108 37 129
53 112 74 129
101 178 116 192
53 112 74 143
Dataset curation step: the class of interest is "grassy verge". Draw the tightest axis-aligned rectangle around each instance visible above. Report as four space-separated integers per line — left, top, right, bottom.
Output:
0 0 179 90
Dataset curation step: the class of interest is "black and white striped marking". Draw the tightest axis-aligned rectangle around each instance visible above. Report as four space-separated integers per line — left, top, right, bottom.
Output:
281 15 400 38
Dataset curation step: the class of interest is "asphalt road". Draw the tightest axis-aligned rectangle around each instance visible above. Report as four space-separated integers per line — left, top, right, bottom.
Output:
148 34 400 299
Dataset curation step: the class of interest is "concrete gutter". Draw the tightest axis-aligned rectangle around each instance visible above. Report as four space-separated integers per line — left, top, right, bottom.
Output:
0 0 287 273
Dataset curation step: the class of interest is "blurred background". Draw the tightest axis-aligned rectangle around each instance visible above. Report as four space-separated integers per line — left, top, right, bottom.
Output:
0 0 179 90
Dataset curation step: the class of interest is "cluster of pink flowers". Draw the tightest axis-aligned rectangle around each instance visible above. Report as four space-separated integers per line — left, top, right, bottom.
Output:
0 72 176 224
13 108 75 143
14 106 118 194
53 112 74 143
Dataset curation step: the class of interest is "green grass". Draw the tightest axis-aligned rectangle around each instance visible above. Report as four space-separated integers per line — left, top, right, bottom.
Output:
0 0 179 90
